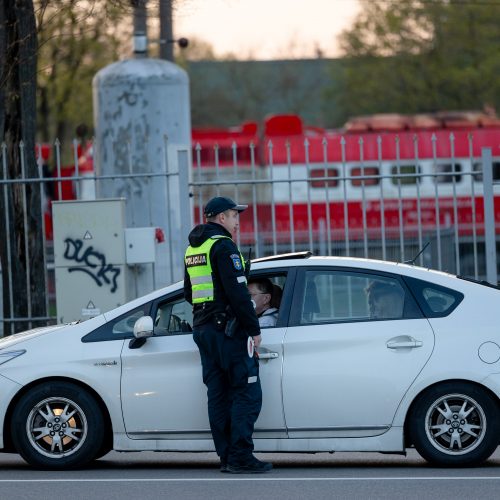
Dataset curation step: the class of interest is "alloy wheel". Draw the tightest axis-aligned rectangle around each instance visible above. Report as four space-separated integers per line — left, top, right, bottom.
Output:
425 393 485 456
26 397 88 459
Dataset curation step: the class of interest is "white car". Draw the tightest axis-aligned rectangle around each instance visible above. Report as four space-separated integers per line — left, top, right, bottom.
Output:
1 253 500 469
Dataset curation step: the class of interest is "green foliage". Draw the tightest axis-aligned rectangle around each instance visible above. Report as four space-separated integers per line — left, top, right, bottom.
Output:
334 0 500 123
36 0 130 143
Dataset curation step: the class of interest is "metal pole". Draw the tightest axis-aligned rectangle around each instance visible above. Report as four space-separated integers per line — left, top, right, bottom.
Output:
37 155 50 325
482 147 497 285
286 141 295 253
132 0 148 57
1 143 14 335
250 143 260 257
468 134 479 279
159 0 174 61
304 139 313 252
163 136 174 283
19 142 32 329
268 141 277 256
177 148 192 268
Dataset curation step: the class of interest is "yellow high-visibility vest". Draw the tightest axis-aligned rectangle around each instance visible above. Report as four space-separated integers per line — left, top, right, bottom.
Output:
185 236 244 303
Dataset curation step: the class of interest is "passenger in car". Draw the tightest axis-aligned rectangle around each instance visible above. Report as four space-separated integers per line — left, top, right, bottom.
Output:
367 281 405 319
248 278 279 327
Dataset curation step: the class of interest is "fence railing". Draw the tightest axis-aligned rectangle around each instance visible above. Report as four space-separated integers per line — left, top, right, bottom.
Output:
1 133 499 335
191 135 499 281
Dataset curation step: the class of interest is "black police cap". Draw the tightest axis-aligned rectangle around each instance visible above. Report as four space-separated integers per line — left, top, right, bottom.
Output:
204 197 248 218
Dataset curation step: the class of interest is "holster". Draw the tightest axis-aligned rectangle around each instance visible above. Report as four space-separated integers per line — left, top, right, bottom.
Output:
213 312 227 331
224 317 238 338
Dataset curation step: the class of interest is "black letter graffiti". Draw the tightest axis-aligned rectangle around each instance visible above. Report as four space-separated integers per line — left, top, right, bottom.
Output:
63 238 121 293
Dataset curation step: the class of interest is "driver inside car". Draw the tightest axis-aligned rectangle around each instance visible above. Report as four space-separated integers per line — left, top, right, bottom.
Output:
367 281 404 320
247 278 279 327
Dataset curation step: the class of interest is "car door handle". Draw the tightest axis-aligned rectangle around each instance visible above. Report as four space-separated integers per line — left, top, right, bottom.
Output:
257 351 279 359
386 336 423 349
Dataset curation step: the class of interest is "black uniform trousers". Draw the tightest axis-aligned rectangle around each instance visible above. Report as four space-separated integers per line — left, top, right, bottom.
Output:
193 322 262 465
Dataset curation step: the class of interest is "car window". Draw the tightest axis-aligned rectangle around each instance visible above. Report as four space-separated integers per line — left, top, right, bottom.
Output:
297 270 421 325
82 304 150 343
154 296 193 336
403 276 464 318
247 272 289 328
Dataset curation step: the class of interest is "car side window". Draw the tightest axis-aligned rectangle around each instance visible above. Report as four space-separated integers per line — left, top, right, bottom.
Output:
82 304 150 343
247 273 287 328
403 276 464 318
154 296 193 336
298 270 421 325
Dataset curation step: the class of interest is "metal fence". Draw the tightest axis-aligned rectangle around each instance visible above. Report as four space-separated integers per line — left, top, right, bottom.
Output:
0 134 499 335
191 136 499 281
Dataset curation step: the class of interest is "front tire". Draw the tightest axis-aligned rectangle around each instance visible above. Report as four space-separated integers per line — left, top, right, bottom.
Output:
409 382 500 466
11 382 105 469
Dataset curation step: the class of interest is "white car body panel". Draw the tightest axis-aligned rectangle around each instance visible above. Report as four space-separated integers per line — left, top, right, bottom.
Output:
253 326 288 437
0 318 126 437
0 374 23 448
121 334 208 436
392 293 500 426
282 318 434 437
112 426 404 453
120 326 288 439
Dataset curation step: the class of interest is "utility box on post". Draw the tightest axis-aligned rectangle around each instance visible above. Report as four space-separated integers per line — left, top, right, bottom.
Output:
53 199 127 323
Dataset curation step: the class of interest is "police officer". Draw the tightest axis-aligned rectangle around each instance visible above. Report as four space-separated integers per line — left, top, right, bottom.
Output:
184 196 272 474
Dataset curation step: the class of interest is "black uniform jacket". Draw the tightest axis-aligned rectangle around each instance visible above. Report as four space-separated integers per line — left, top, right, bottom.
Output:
184 222 261 338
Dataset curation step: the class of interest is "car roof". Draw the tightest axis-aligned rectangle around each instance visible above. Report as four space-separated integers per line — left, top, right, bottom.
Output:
250 255 480 288
253 254 442 275
103 254 490 322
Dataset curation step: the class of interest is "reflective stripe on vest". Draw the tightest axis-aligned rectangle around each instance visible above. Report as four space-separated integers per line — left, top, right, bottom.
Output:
185 235 244 304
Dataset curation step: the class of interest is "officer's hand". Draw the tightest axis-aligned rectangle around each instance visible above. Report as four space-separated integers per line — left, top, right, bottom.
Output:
252 334 262 348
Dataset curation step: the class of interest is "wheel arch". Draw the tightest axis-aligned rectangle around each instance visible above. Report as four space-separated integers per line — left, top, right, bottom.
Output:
403 378 500 447
3 376 114 454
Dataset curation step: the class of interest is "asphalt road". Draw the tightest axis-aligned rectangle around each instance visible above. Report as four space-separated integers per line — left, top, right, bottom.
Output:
2 449 500 500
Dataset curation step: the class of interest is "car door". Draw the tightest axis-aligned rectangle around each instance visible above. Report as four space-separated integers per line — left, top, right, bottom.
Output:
120 279 288 439
281 267 435 438
120 291 209 438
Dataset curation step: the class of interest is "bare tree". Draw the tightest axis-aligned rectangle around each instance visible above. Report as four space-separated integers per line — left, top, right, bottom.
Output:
0 0 46 334
36 0 128 142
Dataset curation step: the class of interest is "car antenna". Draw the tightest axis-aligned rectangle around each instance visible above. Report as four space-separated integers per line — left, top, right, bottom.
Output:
404 241 430 265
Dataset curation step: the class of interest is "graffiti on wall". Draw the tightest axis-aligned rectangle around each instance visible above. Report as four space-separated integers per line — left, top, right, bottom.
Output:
63 238 121 293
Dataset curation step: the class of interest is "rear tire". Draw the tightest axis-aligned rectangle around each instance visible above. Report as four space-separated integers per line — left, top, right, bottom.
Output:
409 382 500 466
11 382 105 469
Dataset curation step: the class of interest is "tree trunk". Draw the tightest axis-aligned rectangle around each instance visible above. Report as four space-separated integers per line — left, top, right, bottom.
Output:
0 0 47 335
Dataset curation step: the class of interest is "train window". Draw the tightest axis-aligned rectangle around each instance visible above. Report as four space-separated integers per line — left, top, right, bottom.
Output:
472 162 500 182
351 167 379 186
390 165 421 185
434 163 462 183
309 168 339 188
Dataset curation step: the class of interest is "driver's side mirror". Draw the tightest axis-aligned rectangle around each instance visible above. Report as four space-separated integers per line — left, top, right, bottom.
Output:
129 316 154 349
133 316 154 338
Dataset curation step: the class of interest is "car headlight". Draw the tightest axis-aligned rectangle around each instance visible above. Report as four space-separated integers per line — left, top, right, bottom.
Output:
0 350 26 365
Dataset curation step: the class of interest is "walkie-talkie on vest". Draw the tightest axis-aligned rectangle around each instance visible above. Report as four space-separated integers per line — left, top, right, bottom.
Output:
245 247 252 278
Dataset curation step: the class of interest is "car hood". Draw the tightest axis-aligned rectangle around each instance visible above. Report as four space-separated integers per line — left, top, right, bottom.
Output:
0 324 73 350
